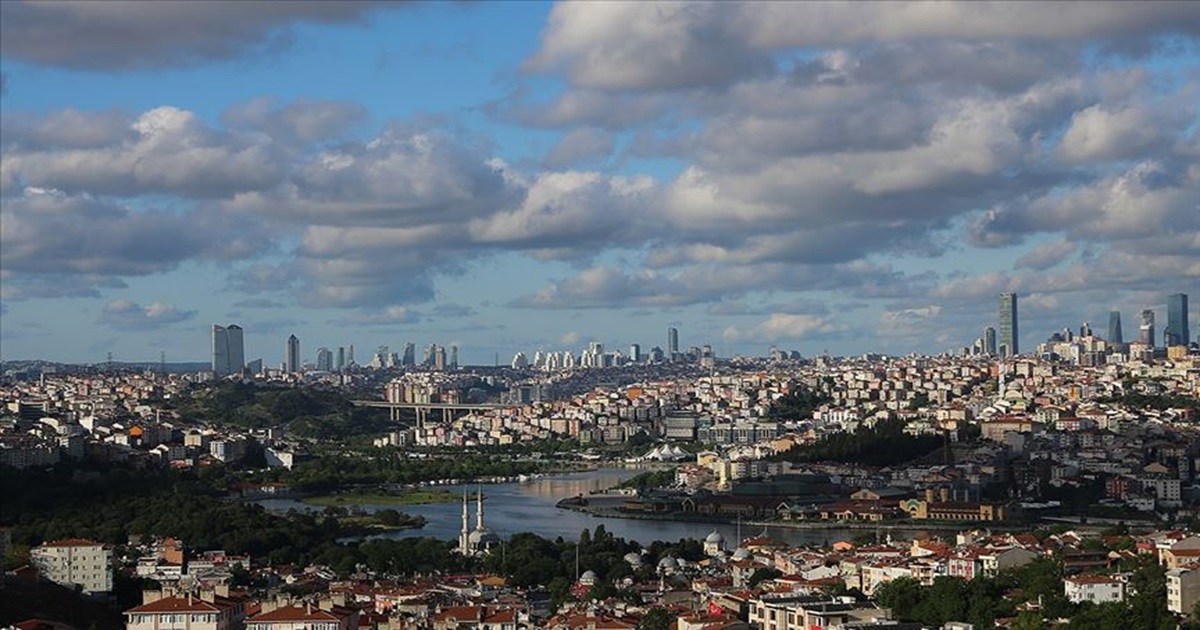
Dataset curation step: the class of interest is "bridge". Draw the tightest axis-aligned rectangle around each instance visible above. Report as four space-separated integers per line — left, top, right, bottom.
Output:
350 400 519 429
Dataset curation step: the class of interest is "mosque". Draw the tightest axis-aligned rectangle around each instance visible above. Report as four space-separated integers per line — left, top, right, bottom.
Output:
457 488 501 556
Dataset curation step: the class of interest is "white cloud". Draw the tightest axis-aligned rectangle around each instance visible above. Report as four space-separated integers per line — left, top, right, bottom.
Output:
99 299 196 330
722 313 848 344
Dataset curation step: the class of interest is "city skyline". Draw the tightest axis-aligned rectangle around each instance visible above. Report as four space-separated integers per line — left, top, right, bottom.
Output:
1 2 1197 364
199 290 1191 371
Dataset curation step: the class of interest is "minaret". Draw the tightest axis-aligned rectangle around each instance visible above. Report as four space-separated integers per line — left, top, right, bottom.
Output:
476 487 485 531
459 490 470 555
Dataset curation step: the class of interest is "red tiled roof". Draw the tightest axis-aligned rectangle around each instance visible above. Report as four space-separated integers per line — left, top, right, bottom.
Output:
1065 575 1120 584
39 538 104 548
249 604 341 622
125 596 225 614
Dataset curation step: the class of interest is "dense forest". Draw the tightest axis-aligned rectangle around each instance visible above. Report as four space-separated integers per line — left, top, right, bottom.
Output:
774 417 944 466
168 381 392 439
263 452 545 492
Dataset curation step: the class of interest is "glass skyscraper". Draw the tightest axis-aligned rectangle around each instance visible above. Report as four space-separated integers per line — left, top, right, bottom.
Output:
1166 293 1189 347
285 334 300 373
999 293 1018 357
1107 310 1123 346
211 323 244 375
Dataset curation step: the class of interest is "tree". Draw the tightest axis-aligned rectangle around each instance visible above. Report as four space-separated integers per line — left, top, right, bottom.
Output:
873 577 923 620
747 567 783 588
639 607 672 630
1011 611 1047 630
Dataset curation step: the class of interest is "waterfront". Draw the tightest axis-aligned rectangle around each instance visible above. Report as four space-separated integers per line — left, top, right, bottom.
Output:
260 468 939 547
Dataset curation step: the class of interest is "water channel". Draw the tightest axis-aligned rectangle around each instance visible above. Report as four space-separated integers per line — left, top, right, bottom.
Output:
259 468 939 547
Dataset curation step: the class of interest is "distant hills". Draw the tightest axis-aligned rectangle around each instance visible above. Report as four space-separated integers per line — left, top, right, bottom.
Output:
1 359 210 374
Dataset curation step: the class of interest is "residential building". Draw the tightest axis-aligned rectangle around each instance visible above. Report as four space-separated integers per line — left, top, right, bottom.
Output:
1064 575 1125 604
1168 567 1200 614
246 603 358 630
125 591 246 630
30 539 113 594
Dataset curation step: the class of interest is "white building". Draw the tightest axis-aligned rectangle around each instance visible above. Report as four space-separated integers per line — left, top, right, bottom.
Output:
31 539 113 594
1063 575 1125 604
125 592 245 630
1168 567 1200 614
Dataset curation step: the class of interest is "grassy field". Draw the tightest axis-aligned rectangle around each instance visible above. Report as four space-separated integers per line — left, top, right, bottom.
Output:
302 489 458 507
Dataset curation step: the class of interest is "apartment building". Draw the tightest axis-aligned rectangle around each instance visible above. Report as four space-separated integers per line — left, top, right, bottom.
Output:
30 539 113 594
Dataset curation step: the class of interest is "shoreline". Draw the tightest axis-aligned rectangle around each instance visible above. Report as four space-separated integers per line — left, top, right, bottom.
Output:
555 498 1035 532
302 490 459 507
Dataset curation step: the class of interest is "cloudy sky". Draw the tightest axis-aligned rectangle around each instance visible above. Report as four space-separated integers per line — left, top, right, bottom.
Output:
1 1 1197 365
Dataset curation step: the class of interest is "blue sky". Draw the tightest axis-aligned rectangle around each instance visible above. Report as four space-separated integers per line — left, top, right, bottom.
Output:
1 1 1197 365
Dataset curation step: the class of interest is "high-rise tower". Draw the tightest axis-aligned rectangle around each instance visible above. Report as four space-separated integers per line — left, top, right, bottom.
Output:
1167 293 1190 347
1139 310 1155 347
316 347 333 371
667 327 679 360
1107 311 1123 346
983 327 997 356
999 293 1019 357
211 324 244 376
285 334 300 373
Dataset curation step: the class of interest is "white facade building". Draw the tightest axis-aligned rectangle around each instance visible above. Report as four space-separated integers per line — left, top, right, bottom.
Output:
1063 575 1125 604
31 539 113 594
1168 567 1200 614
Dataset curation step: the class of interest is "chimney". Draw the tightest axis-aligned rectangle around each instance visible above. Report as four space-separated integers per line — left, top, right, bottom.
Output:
215 583 230 598
938 487 950 503
142 589 164 605
199 589 215 603
924 488 934 502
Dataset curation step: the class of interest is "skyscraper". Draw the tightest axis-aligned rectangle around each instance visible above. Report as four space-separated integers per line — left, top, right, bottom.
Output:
629 343 641 363
433 345 447 371
336 346 346 370
1139 309 1155 347
667 327 679 360
999 293 1018 357
211 324 244 376
285 334 300 373
401 343 416 366
983 327 997 356
1166 293 1190 347
1108 311 1123 345
316 347 333 371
